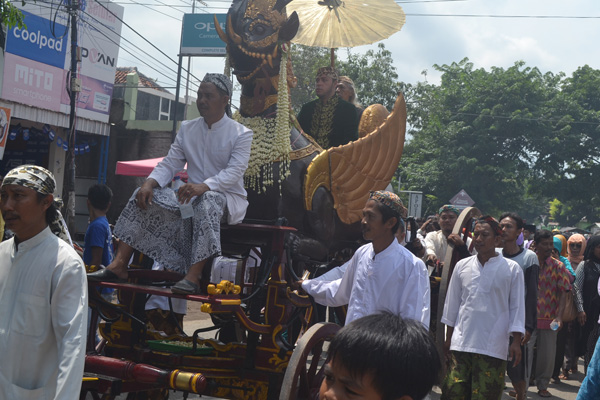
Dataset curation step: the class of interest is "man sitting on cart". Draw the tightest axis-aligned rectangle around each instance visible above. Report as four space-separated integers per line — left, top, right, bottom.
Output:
88 73 253 295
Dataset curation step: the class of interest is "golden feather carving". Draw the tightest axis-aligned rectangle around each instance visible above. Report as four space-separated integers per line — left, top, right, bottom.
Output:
304 93 407 225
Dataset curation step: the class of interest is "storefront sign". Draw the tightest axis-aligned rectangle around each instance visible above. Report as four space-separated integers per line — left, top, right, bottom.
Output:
180 14 227 56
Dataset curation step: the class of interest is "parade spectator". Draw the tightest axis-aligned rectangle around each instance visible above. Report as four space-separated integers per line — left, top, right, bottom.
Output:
336 75 364 121
320 312 441 400
297 66 358 149
552 235 576 383
499 212 539 400
424 205 471 267
0 165 87 398
577 278 600 400
574 235 600 372
527 229 571 397
563 234 587 376
441 216 525 400
88 73 253 295
554 236 575 276
84 184 114 269
301 191 430 327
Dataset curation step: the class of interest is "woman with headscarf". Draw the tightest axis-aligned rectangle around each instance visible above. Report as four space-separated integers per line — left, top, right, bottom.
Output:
552 237 575 382
574 235 600 372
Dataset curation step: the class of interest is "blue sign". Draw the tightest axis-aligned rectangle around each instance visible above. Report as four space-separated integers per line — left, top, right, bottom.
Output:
5 11 67 68
180 14 227 56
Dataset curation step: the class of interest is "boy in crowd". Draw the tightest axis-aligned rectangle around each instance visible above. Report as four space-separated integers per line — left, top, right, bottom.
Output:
83 184 114 269
320 312 441 400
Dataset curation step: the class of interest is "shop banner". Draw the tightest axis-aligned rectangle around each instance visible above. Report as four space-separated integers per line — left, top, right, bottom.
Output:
0 107 12 160
180 14 227 56
2 53 65 112
5 10 68 69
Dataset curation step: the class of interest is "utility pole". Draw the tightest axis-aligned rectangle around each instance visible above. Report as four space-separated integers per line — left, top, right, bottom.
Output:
63 0 80 232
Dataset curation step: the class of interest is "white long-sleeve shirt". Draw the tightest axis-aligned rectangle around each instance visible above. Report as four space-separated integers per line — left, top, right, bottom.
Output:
441 253 525 360
148 115 253 224
0 227 88 399
302 240 430 328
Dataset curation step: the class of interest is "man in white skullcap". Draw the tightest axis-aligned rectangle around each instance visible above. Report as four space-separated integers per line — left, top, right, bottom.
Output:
89 73 254 295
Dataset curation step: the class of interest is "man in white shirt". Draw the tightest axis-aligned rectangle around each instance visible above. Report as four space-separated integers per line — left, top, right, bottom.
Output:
0 165 88 399
301 191 430 327
424 204 471 266
89 73 253 294
441 216 525 400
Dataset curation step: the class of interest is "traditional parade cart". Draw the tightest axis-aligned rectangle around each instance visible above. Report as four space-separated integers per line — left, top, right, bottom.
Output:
83 221 340 400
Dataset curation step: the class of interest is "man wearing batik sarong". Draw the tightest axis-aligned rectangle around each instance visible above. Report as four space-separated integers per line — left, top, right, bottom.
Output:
441 216 525 400
88 73 253 294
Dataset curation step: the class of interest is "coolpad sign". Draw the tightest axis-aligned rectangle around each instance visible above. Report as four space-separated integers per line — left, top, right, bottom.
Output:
5 10 67 69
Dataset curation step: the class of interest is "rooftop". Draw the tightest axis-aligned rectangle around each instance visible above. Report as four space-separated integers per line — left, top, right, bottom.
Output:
114 67 170 93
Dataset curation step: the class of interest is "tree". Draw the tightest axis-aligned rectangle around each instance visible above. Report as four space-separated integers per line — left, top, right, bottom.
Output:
399 58 559 220
1 0 26 29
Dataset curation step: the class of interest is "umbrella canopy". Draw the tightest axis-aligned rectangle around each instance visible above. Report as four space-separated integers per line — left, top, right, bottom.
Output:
115 157 188 179
287 0 406 48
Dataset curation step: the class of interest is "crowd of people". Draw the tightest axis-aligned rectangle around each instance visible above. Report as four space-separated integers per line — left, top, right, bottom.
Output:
3 67 600 400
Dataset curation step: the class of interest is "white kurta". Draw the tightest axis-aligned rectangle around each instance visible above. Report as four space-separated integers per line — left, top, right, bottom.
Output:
148 115 253 224
441 253 525 360
424 230 474 260
302 240 430 327
0 227 88 399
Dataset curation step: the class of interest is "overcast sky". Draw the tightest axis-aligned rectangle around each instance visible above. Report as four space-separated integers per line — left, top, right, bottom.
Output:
113 0 600 96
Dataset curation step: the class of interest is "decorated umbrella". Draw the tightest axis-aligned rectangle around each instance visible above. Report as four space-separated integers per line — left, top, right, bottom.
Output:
286 0 406 65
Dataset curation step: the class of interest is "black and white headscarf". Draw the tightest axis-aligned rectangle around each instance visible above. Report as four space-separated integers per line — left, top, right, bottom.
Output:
202 73 233 117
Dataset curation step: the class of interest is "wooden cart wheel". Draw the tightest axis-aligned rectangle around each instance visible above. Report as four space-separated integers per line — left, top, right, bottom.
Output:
435 206 481 356
279 322 341 400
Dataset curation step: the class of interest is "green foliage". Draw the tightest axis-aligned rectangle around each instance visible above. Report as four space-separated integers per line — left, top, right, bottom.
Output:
399 58 600 224
1 0 27 29
288 43 400 113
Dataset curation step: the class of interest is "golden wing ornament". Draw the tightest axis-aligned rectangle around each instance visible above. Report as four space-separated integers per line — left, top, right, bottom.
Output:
304 93 407 225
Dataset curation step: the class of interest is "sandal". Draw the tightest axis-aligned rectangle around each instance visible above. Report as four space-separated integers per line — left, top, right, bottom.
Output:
558 372 569 380
171 279 200 295
508 390 517 398
538 390 552 398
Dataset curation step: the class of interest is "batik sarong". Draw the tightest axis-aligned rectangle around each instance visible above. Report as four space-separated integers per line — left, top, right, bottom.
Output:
114 187 226 274
441 351 506 400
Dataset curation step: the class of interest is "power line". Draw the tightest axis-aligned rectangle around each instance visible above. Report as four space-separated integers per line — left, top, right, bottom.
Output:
405 13 600 19
92 0 202 84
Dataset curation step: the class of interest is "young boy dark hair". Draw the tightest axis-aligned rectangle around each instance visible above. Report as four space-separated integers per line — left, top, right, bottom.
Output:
320 312 441 400
84 184 114 267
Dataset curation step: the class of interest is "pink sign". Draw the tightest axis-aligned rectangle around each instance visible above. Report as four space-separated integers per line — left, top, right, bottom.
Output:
2 54 65 112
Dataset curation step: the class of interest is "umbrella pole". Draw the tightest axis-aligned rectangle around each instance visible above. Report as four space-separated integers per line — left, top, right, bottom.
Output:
330 48 335 67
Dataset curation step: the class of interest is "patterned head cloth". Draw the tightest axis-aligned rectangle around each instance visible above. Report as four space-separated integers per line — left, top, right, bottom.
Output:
369 190 408 219
476 215 502 236
2 164 57 196
2 164 70 243
202 73 233 97
438 204 460 216
316 66 338 81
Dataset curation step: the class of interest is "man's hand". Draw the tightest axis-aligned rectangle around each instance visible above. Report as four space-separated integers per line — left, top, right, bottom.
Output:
447 233 465 247
426 254 437 265
136 178 158 210
178 183 210 204
509 333 522 367
578 311 587 326
521 330 531 346
420 218 431 231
